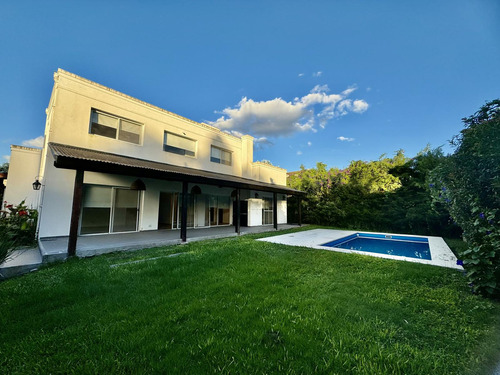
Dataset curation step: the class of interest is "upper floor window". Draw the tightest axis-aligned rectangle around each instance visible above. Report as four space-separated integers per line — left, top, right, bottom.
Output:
210 146 232 166
164 131 196 157
90 109 142 145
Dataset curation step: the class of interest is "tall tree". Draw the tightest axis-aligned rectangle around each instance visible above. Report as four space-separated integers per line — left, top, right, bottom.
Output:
431 99 500 297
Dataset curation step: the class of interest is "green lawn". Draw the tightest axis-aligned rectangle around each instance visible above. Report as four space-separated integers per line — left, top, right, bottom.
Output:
1 228 499 374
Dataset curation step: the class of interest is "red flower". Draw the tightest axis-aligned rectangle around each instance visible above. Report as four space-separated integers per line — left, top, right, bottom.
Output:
6 204 13 209
18 210 28 216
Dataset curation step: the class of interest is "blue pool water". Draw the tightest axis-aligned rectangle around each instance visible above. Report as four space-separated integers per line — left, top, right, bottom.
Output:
321 233 432 260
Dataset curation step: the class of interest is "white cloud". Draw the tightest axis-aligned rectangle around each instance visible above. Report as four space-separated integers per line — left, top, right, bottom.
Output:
21 136 44 148
2 155 10 162
296 150 303 155
254 136 273 149
307 141 312 146
337 136 355 142
313 71 322 77
208 85 368 138
366 87 372 92
352 100 369 113
336 99 369 116
298 73 304 77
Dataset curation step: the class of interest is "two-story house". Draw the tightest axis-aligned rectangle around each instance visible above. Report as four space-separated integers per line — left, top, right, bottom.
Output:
3 69 302 256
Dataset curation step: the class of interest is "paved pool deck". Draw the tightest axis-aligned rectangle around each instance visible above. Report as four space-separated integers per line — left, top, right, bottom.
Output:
258 229 463 270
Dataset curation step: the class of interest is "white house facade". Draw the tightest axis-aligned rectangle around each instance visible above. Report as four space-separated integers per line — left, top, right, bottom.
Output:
3 69 302 255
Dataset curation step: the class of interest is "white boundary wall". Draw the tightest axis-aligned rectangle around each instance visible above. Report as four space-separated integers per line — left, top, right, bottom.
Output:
3 146 42 209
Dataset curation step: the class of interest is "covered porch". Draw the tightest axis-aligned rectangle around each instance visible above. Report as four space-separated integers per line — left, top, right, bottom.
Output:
45 142 304 259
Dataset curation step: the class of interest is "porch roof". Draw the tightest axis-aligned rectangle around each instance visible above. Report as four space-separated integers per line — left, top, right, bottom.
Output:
48 142 304 195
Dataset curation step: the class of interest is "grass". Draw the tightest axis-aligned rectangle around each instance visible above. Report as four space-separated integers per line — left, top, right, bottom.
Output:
1 228 500 374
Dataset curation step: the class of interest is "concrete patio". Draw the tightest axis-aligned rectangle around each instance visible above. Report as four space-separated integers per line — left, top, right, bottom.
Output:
0 248 42 279
39 224 302 262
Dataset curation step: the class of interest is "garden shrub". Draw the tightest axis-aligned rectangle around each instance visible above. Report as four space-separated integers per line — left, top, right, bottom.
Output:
0 200 38 264
430 99 500 298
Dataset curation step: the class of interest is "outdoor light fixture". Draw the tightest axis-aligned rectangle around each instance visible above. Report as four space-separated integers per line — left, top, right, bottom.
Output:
130 179 146 191
191 185 202 195
32 179 42 191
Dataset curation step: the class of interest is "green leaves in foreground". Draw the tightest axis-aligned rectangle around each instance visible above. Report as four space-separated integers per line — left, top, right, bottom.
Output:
430 99 500 298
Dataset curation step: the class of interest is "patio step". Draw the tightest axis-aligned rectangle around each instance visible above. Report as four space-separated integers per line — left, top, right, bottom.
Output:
39 238 69 263
0 248 42 280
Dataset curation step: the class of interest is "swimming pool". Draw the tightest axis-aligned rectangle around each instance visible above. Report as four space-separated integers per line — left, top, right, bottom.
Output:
321 232 432 260
258 229 462 269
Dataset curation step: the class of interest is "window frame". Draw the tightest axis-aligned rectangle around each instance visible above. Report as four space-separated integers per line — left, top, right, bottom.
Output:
163 131 197 157
210 145 232 166
89 109 143 145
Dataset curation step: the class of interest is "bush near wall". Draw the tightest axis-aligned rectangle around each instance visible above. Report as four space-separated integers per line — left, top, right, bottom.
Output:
0 200 38 264
430 99 500 298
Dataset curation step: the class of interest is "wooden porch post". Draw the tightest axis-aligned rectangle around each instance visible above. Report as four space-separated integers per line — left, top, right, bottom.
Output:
298 196 302 226
180 181 188 242
273 192 278 230
235 188 241 234
68 169 84 256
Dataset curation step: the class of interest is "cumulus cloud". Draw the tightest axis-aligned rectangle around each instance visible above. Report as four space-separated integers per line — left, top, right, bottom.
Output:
298 73 304 77
313 71 322 77
307 141 312 146
337 136 355 142
2 155 10 162
21 136 44 148
296 150 303 155
207 85 368 138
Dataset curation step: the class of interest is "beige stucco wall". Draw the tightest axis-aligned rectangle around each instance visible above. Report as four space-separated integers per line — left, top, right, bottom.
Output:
33 69 290 238
43 69 287 185
3 146 42 209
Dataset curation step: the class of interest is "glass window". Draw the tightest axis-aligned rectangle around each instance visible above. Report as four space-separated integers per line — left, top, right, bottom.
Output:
262 197 273 225
118 119 141 144
164 132 196 157
210 146 232 165
90 109 142 144
80 185 112 234
217 196 231 225
112 189 139 233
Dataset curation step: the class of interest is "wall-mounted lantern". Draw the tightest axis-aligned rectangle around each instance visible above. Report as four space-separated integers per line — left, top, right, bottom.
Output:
130 179 146 191
191 185 202 195
32 179 42 191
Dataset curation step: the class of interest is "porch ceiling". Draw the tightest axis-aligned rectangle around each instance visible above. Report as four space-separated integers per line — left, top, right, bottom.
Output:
48 142 304 195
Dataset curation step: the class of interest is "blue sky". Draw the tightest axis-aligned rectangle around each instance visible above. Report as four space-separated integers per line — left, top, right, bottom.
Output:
1 1 499 171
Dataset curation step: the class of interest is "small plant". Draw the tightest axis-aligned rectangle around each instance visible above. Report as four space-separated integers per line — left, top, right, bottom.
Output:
0 200 38 264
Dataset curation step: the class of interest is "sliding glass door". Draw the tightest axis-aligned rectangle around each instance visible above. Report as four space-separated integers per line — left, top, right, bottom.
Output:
80 185 140 235
111 188 139 233
80 186 112 235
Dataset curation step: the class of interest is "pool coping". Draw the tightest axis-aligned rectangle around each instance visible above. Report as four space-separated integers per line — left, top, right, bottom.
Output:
258 229 464 270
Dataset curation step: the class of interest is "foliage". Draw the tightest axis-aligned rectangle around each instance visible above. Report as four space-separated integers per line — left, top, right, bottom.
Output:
1 232 499 374
0 200 38 264
288 153 406 229
430 99 500 297
288 148 459 236
0 162 8 174
258 159 275 166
